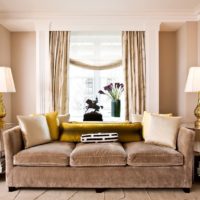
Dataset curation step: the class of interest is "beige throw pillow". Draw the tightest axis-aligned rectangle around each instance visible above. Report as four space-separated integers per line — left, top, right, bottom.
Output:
144 114 182 149
142 111 172 140
17 115 51 148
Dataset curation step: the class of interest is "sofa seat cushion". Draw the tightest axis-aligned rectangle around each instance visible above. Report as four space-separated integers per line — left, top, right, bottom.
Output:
70 142 126 166
123 142 183 167
14 142 75 167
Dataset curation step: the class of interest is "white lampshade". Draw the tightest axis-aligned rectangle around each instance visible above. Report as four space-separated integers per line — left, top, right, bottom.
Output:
185 67 200 93
0 67 16 93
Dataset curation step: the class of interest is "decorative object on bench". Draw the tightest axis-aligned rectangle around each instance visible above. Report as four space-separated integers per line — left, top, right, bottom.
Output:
98 82 124 117
83 97 103 121
185 67 200 129
0 67 16 125
81 132 118 143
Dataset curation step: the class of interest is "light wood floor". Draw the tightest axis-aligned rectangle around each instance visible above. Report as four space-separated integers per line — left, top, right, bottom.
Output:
1 175 200 200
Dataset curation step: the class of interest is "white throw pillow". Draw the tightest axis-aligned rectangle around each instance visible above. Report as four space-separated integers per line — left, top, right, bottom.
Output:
58 113 70 125
144 114 182 149
17 115 51 148
131 114 143 123
142 111 172 140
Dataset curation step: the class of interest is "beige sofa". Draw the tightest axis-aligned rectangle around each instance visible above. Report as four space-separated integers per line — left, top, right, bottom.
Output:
3 126 195 193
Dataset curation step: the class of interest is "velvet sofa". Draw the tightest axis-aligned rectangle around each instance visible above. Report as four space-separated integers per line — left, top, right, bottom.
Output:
3 125 195 193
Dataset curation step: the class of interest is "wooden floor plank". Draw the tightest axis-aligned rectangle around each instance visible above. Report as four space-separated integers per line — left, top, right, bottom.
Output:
15 189 47 200
188 182 200 199
123 189 151 200
146 188 195 200
69 189 104 200
104 189 124 200
0 177 19 200
35 189 78 200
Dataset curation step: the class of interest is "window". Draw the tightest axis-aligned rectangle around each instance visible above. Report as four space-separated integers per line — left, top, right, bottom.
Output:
69 32 124 121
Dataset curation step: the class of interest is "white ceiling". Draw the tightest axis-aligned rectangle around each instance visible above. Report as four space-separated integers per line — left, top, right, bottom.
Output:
0 0 200 31
0 0 200 14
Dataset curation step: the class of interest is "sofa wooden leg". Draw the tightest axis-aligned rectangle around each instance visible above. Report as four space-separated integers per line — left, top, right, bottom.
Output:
183 188 190 193
96 188 106 193
8 187 17 192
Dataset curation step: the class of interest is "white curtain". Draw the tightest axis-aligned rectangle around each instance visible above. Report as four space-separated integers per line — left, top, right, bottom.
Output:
49 31 70 114
122 31 146 120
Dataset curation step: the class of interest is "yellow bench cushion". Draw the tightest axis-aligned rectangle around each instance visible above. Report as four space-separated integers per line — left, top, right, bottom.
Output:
60 122 142 142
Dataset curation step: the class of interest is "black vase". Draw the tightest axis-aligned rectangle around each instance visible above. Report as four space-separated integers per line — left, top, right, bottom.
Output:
111 100 121 117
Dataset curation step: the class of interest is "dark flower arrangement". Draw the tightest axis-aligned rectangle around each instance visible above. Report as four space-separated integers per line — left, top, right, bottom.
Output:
98 83 124 100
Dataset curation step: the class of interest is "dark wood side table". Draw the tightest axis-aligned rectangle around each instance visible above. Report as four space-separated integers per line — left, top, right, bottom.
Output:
0 123 17 174
182 123 200 181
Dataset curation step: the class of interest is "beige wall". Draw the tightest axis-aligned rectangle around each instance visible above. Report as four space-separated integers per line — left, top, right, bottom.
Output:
159 22 198 122
159 32 177 115
176 22 198 122
11 32 36 122
0 25 12 122
198 21 200 65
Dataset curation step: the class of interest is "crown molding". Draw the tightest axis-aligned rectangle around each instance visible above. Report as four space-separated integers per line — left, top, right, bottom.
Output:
34 20 50 31
0 10 197 19
0 10 198 31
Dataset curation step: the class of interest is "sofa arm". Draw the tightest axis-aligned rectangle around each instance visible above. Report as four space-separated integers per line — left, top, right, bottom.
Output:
3 126 24 176
177 127 195 187
177 127 195 161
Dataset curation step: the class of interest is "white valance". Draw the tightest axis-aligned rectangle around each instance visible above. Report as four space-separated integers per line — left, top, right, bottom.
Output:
70 58 122 70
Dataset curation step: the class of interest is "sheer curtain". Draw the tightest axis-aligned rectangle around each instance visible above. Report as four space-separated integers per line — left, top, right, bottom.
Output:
49 31 70 114
122 31 146 120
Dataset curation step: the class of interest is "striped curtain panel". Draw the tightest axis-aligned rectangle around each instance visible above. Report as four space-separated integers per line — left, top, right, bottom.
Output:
122 31 146 120
49 31 70 114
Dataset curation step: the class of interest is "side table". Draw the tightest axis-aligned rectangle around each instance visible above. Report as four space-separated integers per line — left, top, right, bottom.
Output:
182 123 200 181
0 122 17 174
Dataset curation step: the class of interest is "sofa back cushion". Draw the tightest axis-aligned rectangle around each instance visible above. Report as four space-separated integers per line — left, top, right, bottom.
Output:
60 122 142 142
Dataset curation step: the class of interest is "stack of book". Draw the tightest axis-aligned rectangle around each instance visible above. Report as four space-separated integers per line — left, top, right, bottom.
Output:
0 140 5 174
197 161 200 177
0 156 5 174
0 123 17 174
0 133 5 174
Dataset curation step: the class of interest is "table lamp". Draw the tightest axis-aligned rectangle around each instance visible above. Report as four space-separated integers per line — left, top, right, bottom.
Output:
185 67 200 129
0 67 16 125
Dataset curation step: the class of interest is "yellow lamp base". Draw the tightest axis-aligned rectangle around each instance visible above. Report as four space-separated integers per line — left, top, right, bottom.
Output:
0 93 6 128
0 118 5 128
194 92 200 129
195 120 200 129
